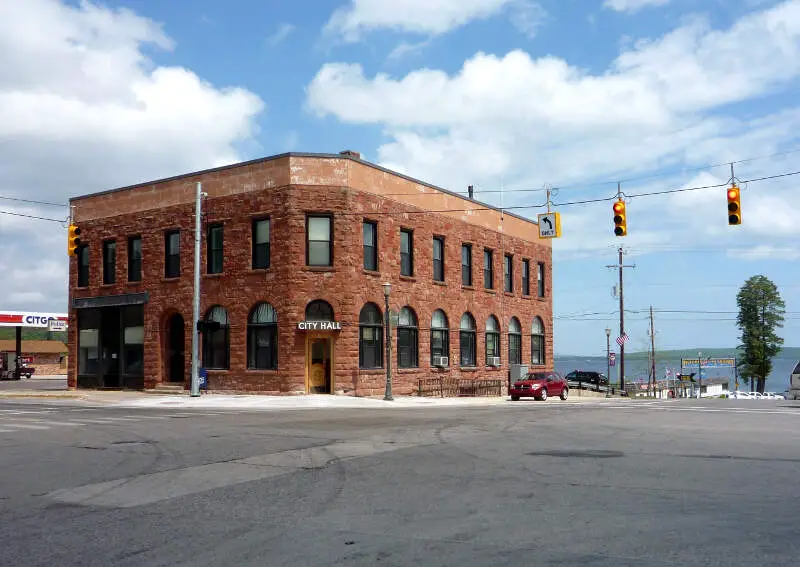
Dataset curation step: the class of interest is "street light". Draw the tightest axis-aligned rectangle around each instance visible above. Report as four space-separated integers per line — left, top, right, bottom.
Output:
605 328 611 397
383 281 393 401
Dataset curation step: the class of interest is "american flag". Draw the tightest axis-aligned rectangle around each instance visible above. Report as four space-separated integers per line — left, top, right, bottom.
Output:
616 333 629 347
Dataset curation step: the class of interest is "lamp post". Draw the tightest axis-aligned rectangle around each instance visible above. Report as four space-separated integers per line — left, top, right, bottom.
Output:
383 281 393 401
697 351 702 399
605 328 611 397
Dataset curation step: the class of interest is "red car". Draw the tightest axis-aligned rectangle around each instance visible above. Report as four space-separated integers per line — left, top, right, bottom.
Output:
510 371 568 401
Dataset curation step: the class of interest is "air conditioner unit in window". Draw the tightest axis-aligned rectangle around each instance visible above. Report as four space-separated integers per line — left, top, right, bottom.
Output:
487 356 501 367
433 356 449 368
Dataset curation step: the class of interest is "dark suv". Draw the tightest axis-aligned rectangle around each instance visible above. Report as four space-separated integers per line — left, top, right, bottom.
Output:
565 370 608 387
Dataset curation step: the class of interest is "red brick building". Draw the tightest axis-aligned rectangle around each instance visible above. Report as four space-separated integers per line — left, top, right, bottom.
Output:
68 151 553 395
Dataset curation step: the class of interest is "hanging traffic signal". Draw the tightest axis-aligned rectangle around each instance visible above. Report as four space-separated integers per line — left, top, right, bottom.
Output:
727 185 741 225
67 224 82 256
613 199 627 236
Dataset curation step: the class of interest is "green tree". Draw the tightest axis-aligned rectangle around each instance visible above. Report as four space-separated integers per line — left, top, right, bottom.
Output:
736 275 785 393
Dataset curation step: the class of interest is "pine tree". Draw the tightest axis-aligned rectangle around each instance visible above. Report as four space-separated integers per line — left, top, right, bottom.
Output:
736 275 785 393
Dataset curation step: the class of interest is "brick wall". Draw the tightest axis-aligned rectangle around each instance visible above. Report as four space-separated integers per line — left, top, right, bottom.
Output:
69 159 553 395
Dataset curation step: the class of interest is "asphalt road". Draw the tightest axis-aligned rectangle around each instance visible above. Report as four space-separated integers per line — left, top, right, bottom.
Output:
0 376 67 391
0 397 798 566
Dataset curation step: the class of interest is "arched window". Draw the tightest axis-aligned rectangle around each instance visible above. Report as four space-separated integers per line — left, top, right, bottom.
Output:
531 316 545 365
202 305 229 370
397 306 418 368
359 303 383 369
430 309 450 366
306 300 334 321
460 312 477 367
508 317 522 365
485 315 500 365
247 303 277 370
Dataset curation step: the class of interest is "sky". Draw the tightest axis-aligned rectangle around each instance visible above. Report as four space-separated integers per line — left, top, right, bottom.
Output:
1 0 799 357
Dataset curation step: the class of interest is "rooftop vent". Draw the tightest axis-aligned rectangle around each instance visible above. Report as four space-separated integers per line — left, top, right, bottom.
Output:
339 150 361 159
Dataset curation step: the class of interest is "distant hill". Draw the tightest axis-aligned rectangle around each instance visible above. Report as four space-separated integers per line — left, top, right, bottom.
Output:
0 328 67 343
557 347 800 360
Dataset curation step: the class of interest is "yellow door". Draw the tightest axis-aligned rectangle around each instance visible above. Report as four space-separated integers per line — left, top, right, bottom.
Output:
308 338 332 393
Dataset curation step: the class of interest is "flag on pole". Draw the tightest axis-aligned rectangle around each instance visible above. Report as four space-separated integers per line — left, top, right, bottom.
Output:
615 333 629 347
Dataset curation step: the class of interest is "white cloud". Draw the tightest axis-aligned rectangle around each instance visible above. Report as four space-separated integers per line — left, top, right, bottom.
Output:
307 0 800 260
267 22 295 46
728 245 800 260
604 0 671 13
0 0 265 313
324 0 544 41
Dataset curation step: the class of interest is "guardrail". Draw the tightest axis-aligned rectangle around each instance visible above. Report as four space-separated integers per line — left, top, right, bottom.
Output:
418 377 503 398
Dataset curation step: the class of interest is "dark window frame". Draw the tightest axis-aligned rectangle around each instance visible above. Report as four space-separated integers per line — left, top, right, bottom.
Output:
306 214 333 267
397 306 419 369
252 217 270 270
432 236 445 282
485 315 500 363
77 245 90 287
164 230 180 279
531 317 545 365
102 239 116 285
400 228 414 277
247 302 278 370
537 262 546 298
483 249 493 290
127 235 142 283
461 244 472 286
358 303 384 369
504 254 513 293
207 223 224 275
202 305 230 370
522 259 530 296
363 220 378 271
508 317 522 365
430 310 450 366
460 313 477 367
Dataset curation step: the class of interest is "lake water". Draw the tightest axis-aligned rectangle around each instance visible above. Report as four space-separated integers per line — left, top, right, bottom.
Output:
554 353 797 393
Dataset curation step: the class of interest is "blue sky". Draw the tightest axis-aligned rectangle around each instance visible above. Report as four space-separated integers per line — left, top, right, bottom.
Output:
1 0 799 356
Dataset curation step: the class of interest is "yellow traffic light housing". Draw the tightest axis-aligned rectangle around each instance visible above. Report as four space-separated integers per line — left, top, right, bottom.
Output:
68 224 82 256
613 199 627 236
727 186 741 225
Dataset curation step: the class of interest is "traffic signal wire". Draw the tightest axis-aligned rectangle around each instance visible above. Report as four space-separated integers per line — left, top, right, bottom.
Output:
0 195 68 207
0 209 66 223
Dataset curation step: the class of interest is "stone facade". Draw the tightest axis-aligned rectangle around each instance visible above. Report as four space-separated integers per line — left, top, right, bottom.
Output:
68 152 553 395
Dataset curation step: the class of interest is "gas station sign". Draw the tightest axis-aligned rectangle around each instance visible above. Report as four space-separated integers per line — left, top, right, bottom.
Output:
0 311 68 329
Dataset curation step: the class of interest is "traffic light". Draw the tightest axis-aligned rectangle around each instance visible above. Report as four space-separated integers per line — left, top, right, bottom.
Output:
67 224 82 256
727 185 741 225
613 199 627 236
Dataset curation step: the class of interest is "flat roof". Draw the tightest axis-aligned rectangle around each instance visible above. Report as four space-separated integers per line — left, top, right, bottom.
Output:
69 152 538 227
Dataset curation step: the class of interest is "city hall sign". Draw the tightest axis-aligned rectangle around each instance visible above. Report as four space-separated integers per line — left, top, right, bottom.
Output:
297 320 342 331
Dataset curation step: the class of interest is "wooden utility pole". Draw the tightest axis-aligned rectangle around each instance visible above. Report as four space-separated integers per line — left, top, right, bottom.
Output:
649 306 656 397
606 247 635 391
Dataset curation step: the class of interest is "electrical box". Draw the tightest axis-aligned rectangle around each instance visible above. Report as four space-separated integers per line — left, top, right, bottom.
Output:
510 364 528 381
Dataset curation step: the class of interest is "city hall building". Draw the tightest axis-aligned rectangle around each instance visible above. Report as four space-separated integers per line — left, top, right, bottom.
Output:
67 151 553 395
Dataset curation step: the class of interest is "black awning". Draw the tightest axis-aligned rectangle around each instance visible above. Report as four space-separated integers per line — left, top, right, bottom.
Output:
72 292 150 309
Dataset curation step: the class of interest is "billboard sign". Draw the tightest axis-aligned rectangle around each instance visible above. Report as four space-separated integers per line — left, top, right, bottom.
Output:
0 311 68 329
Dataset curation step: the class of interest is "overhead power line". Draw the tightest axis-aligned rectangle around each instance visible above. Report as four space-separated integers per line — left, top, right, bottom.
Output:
0 210 65 223
0 195 68 207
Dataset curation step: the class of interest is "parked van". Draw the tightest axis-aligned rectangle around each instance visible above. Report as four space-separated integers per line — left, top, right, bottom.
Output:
788 361 800 400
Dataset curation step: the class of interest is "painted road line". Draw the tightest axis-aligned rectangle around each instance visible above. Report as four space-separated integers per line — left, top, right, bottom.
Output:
65 419 124 424
0 423 51 430
0 418 81 427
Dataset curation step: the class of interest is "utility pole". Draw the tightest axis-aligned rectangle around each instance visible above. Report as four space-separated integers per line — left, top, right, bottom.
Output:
190 182 203 397
649 306 656 397
606 247 634 391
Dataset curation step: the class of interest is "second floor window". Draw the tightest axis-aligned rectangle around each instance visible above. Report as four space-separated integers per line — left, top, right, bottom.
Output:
307 215 332 267
483 249 493 289
461 244 472 286
522 259 530 296
363 220 377 271
538 262 546 298
77 245 89 287
207 224 224 275
128 236 142 282
252 218 270 270
504 254 513 293
103 240 116 284
433 236 444 282
164 230 180 278
400 229 413 276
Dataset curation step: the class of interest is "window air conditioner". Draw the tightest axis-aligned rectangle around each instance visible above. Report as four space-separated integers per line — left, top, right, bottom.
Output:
487 356 501 367
433 356 449 368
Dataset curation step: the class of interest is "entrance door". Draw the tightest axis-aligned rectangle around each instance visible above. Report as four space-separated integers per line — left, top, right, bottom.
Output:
167 314 185 383
101 307 121 388
308 338 332 394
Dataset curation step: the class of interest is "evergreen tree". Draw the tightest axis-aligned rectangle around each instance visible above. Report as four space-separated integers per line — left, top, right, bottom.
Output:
736 275 785 393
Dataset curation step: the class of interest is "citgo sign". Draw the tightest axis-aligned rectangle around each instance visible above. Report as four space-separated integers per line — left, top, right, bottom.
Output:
0 311 69 329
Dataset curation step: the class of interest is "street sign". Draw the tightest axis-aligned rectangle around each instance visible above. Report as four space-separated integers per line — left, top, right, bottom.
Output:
537 212 562 239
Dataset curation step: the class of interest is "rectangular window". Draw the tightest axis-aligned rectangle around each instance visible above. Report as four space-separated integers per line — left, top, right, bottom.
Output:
483 249 493 289
77 308 100 376
207 224 224 274
252 218 270 270
307 215 332 267
363 220 377 271
102 240 116 285
538 262 545 298
397 327 418 368
522 259 530 296
433 236 444 282
430 329 449 364
123 305 144 377
164 230 180 279
77 245 90 287
127 236 142 282
504 254 513 293
359 326 383 369
509 334 522 365
461 244 472 286
400 229 414 277
460 330 476 367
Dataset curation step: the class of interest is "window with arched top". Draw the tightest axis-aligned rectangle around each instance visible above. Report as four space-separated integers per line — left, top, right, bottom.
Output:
359 303 383 369
508 317 522 365
485 315 500 364
460 312 477 367
430 309 450 366
305 300 334 321
202 305 230 370
397 306 418 368
531 316 545 365
247 303 278 370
